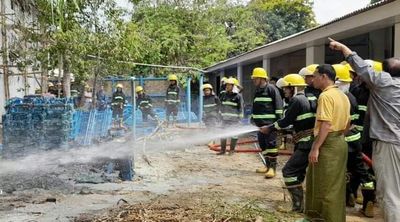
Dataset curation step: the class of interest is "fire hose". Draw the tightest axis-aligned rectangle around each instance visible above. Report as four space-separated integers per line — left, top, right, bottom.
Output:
209 140 374 167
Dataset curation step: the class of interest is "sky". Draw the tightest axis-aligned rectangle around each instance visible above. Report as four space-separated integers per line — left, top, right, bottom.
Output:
116 0 372 24
313 0 371 24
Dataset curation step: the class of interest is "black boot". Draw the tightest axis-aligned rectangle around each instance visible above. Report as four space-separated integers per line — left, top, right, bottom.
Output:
288 186 304 212
346 179 355 207
361 188 375 218
229 137 238 155
217 139 227 155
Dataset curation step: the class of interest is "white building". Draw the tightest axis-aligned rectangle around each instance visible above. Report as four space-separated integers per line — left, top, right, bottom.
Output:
205 0 400 104
0 0 41 117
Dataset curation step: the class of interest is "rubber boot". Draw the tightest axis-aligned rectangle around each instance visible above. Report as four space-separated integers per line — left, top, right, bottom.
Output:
256 155 269 173
229 138 238 155
265 160 276 179
288 186 304 213
346 181 355 207
217 139 227 155
256 166 268 173
360 189 375 218
166 115 170 128
172 116 177 127
356 195 364 205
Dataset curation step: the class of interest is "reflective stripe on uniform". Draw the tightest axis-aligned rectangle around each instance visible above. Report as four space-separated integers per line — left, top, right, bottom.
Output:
361 182 375 190
221 113 240 118
307 96 317 101
355 125 364 131
351 114 360 121
252 114 276 119
165 99 180 103
222 101 238 106
254 97 272 102
284 176 298 183
114 96 124 100
168 92 178 95
296 113 315 121
358 105 367 111
275 109 283 114
298 136 311 142
345 132 361 142
140 101 149 104
204 104 217 108
262 148 278 154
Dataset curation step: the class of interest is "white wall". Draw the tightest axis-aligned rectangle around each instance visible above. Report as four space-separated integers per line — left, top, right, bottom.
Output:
0 0 40 120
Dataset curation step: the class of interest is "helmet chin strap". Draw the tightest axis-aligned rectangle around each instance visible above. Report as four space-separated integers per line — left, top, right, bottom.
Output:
293 87 304 96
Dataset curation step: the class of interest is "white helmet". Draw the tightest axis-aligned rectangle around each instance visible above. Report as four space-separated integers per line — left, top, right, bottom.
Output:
275 78 286 89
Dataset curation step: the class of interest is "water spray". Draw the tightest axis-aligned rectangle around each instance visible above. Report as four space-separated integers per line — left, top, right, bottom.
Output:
0 125 260 175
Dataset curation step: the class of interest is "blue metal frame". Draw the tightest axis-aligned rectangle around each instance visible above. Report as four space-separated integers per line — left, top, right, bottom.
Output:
198 73 204 125
103 75 201 137
186 77 191 126
131 78 137 140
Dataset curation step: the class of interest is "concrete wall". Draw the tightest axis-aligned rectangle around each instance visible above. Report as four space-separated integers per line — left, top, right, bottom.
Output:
242 61 262 105
270 49 306 78
0 0 40 119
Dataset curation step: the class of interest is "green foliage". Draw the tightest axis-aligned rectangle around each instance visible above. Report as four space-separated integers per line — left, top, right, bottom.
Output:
249 0 316 42
20 0 316 88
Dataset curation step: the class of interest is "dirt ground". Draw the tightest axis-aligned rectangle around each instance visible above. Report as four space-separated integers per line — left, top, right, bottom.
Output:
0 133 383 222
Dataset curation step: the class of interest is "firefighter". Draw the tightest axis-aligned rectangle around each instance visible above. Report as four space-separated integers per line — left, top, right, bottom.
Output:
111 83 126 129
348 60 382 158
136 86 157 122
232 77 243 94
220 77 228 95
165 74 180 127
333 64 375 218
299 64 321 100
251 67 284 178
218 78 243 155
202 83 220 128
260 73 316 212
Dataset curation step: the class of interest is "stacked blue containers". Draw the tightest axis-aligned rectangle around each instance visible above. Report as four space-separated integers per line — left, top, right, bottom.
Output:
1 96 74 158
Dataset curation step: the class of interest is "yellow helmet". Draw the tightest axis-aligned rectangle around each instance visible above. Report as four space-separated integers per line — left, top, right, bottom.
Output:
365 60 383 72
232 78 240 86
48 82 54 87
225 78 235 85
332 64 352 82
251 67 268 79
221 77 228 83
116 83 123 88
281 74 307 87
135 86 143 93
305 64 318 76
168 74 178 81
202 83 213 90
340 61 354 73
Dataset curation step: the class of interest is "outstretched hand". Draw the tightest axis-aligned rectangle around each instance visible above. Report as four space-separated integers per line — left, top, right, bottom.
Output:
328 37 352 57
259 126 271 134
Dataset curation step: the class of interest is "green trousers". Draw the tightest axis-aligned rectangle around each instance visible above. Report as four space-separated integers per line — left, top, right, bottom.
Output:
305 132 348 222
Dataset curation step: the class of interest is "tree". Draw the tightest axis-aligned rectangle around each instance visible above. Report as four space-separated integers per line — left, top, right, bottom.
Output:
128 0 264 73
249 0 316 42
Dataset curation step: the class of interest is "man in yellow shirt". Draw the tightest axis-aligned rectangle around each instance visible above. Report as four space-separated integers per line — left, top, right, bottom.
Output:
304 64 351 222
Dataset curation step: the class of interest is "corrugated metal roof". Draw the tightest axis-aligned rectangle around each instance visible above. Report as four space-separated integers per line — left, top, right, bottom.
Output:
204 0 396 71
